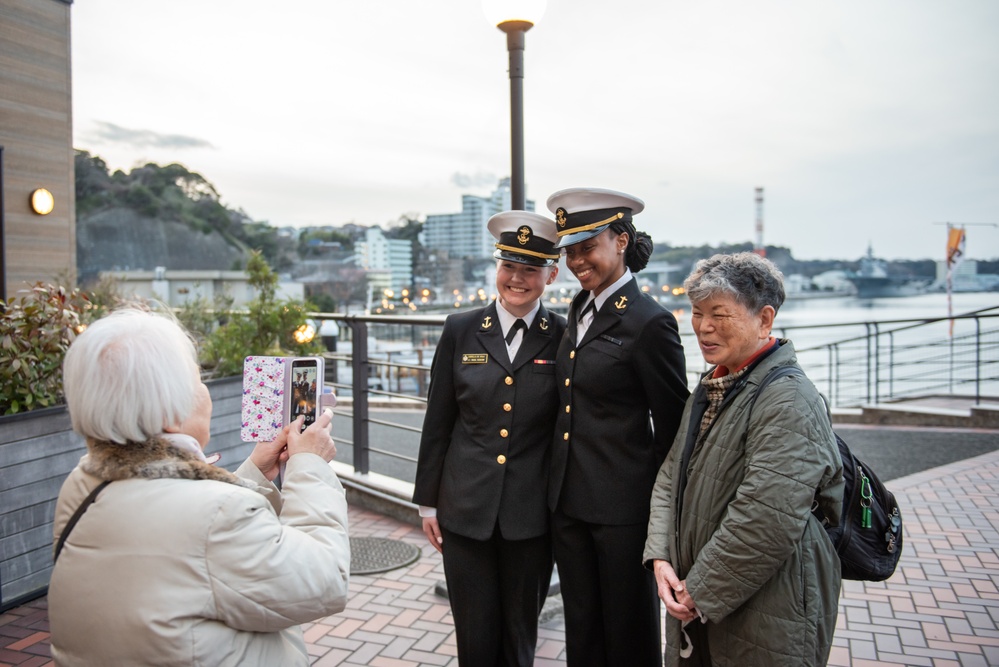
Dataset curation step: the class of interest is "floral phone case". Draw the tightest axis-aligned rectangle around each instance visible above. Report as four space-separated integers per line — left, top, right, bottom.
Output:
240 356 288 442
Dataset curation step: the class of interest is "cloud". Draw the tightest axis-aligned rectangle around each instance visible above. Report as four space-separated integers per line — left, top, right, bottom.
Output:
87 121 214 150
450 170 498 189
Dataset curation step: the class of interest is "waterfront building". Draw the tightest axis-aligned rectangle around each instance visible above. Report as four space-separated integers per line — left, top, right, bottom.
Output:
933 259 999 292
0 0 75 300
98 267 305 308
423 178 535 259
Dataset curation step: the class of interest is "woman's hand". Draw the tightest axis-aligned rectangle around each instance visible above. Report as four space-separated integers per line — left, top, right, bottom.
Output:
422 517 443 554
654 559 698 622
249 428 291 482
287 408 336 462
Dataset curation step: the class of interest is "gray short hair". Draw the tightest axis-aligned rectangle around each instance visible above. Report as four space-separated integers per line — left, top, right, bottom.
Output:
684 252 786 314
63 309 200 444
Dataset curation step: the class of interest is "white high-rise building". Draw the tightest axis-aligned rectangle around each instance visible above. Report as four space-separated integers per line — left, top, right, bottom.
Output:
355 227 413 292
423 178 536 258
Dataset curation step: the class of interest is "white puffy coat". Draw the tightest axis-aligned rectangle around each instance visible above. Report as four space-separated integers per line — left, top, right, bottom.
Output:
49 438 350 667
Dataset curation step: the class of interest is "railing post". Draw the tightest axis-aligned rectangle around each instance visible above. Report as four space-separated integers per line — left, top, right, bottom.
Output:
865 323 873 404
417 348 427 397
349 319 370 475
976 316 982 405
827 344 834 406
873 322 881 403
888 330 895 400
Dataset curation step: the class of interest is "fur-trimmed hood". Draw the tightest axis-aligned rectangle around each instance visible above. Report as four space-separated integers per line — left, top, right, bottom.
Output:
81 436 252 488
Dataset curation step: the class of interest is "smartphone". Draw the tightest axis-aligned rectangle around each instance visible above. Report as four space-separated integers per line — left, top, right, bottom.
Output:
288 357 322 432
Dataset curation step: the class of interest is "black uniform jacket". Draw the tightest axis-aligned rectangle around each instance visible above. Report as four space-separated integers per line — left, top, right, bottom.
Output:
549 277 690 525
414 302 568 541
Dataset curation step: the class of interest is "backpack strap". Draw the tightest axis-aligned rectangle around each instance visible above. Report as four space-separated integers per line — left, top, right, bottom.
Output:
54 480 111 564
748 365 805 416
748 365 840 524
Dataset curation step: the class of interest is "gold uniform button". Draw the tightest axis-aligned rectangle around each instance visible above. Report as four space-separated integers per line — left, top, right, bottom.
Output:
570 350 576 359
505 376 514 385
565 405 571 413
563 432 569 441
503 403 512 412
564 378 570 387
497 455 507 465
500 429 509 438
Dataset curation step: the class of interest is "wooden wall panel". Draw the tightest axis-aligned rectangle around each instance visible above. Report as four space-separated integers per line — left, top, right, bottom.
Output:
0 0 75 300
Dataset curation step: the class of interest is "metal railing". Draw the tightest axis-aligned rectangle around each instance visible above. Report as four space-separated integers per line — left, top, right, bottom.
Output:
314 307 999 476
773 308 999 408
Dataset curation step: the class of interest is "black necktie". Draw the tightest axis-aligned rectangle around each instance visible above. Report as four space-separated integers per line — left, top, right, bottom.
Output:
505 319 527 345
578 301 596 324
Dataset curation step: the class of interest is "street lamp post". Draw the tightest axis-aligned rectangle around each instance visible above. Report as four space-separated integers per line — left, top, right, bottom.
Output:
484 0 546 211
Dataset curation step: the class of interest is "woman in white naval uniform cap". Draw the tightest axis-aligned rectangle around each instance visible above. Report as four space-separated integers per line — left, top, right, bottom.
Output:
546 187 690 666
413 210 567 666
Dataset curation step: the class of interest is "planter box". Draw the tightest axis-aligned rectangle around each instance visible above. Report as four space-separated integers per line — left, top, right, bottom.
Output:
0 376 248 611
0 405 83 611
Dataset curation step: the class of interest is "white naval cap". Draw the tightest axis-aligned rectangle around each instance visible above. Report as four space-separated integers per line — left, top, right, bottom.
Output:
487 210 560 266
547 187 645 249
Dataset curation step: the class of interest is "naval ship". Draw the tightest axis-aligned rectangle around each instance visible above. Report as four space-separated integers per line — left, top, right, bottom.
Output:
846 245 927 298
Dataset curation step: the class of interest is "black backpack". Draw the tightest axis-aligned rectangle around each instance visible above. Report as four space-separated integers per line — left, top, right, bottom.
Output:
750 365 903 581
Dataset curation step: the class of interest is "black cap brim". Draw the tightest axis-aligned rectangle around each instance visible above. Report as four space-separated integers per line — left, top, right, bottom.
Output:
493 249 555 266
553 224 610 249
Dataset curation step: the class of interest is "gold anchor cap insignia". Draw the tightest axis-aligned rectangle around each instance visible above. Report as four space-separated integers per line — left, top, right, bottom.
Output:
615 296 629 310
555 208 567 228
517 226 532 245
482 315 493 329
539 317 549 330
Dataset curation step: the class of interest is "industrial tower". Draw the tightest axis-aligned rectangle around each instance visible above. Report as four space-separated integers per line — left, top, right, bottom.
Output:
754 187 766 257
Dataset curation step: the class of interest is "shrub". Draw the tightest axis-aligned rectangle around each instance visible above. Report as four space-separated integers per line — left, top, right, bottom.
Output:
200 251 323 377
0 284 92 415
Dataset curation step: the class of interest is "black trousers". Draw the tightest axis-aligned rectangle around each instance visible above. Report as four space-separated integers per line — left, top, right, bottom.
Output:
552 508 662 667
440 525 553 667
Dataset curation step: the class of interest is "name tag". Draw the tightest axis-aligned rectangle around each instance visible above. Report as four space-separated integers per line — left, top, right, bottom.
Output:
462 354 489 364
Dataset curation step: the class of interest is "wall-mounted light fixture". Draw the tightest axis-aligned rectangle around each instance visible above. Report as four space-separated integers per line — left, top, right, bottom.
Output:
30 188 54 215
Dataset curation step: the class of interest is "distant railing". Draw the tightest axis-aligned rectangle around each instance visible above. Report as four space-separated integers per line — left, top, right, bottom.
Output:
776 308 999 408
313 307 999 476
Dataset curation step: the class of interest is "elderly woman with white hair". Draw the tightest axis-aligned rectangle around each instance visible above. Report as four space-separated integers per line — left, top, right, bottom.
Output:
48 308 350 667
644 252 843 666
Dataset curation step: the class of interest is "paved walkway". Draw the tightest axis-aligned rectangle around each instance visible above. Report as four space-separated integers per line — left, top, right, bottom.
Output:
3 447 999 667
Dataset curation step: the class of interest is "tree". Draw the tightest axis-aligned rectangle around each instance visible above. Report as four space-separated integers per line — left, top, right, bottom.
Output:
200 251 322 377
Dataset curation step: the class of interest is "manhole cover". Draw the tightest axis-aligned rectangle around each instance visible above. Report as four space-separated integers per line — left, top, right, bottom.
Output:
350 537 421 575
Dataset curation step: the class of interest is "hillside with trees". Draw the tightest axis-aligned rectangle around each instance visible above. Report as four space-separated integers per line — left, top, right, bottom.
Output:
74 151 295 283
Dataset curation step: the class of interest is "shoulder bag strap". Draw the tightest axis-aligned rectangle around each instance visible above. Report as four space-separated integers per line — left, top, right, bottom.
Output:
54 480 111 564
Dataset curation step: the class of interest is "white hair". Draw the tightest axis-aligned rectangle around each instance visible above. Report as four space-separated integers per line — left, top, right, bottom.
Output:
63 309 200 444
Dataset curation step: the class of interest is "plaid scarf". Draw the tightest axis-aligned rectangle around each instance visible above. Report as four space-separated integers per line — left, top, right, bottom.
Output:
697 368 748 442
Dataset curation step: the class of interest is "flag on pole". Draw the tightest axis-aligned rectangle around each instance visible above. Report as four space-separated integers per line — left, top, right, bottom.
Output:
945 225 966 336
946 226 966 269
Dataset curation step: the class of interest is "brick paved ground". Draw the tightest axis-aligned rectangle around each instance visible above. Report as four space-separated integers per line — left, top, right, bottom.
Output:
3 446 998 667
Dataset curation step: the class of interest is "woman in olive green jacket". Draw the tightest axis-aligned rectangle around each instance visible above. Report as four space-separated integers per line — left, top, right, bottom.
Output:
644 252 843 666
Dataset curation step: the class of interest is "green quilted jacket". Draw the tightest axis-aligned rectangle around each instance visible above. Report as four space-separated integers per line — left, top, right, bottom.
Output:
644 341 844 666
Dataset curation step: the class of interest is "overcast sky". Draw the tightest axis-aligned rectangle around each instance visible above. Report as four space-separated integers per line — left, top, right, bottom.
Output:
72 0 998 260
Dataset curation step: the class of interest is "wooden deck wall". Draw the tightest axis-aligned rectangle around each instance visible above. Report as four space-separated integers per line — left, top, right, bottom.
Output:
0 0 75 301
